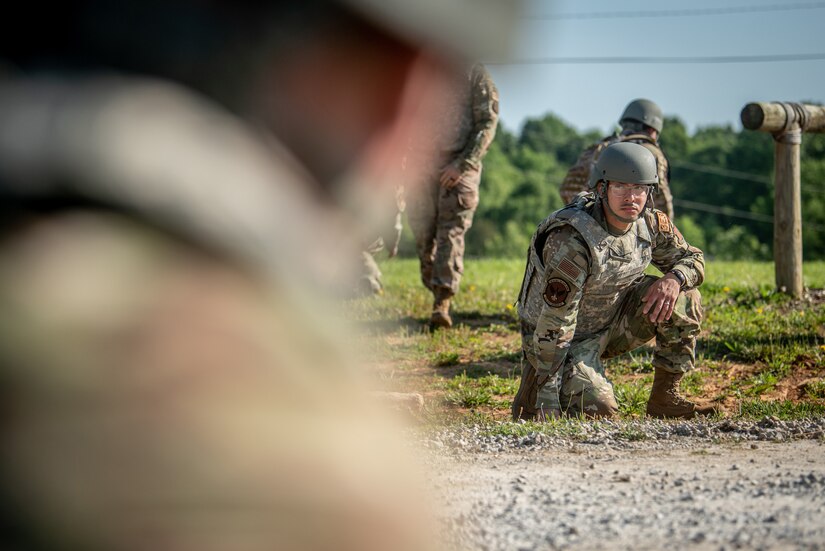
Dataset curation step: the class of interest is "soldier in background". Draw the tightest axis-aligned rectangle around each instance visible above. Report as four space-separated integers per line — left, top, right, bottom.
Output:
0 1 522 549
406 63 499 328
513 142 716 421
356 185 405 296
560 98 674 219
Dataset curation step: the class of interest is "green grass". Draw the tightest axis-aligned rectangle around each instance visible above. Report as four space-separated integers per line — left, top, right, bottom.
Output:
702 260 825 289
739 400 825 419
806 380 825 400
354 258 825 421
349 258 523 322
438 372 518 408
613 379 650 417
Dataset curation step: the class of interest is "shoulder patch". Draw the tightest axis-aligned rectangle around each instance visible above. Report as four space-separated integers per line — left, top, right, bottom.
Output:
543 278 571 308
656 211 672 233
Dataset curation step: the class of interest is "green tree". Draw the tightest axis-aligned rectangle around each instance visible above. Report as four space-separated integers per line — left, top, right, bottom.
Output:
427 110 825 261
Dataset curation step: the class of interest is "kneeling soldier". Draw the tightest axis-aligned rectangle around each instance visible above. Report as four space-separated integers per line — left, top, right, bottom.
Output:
513 142 716 420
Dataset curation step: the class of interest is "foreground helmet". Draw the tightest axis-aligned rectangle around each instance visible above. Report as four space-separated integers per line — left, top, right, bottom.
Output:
342 0 521 61
620 98 664 133
590 142 659 189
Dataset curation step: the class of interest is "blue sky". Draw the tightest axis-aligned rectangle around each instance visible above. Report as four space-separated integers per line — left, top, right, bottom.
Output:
489 0 825 135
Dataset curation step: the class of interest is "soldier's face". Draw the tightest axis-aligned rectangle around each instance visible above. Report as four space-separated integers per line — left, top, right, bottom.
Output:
602 181 650 228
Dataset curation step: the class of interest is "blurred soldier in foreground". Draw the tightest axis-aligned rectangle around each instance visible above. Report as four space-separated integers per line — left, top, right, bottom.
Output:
513 142 716 421
0 1 521 549
406 63 499 328
560 98 674 219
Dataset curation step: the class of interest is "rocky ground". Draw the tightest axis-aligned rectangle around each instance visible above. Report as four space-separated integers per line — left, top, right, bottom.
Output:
423 418 825 550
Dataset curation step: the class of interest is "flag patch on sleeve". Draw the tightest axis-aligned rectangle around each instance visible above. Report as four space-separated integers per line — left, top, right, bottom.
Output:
558 257 582 281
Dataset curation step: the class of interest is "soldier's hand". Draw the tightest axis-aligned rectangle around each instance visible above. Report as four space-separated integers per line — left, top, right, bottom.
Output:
641 275 681 324
439 163 463 188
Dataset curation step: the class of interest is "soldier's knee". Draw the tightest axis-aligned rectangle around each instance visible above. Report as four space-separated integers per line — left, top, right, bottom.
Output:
581 391 618 418
684 288 702 308
560 362 618 419
561 389 618 419
674 288 703 326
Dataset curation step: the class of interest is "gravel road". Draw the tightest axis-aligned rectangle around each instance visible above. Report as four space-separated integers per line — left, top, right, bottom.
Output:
424 419 825 550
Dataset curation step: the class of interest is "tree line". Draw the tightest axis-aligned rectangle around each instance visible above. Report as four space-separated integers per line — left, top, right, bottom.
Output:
403 112 825 261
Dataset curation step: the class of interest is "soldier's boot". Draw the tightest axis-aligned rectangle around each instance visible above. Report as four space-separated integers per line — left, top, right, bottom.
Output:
430 288 453 329
646 368 717 419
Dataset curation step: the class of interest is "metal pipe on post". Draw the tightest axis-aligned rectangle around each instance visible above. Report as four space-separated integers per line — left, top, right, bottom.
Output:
741 102 825 298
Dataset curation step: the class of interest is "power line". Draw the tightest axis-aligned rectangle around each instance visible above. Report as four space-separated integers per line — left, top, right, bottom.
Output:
671 160 825 195
675 199 774 223
489 53 825 66
674 198 825 231
670 160 771 184
529 2 825 20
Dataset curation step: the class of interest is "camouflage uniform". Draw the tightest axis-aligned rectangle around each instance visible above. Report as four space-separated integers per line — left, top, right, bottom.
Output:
512 194 704 419
406 63 499 296
559 132 674 219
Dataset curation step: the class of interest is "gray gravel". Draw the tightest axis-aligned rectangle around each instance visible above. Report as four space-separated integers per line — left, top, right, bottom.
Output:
422 418 825 550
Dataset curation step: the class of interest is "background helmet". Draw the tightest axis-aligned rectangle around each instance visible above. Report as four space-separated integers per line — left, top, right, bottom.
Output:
590 142 659 190
620 98 664 133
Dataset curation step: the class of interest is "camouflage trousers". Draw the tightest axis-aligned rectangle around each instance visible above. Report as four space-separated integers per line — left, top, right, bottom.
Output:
406 161 480 296
513 275 703 419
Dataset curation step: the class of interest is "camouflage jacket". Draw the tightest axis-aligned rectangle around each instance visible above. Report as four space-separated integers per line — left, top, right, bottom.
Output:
517 195 704 390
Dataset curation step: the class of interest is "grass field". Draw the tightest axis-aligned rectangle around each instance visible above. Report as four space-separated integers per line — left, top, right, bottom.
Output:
349 258 825 421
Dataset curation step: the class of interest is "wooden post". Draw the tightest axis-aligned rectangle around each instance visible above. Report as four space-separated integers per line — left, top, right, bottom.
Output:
741 102 825 298
773 129 803 297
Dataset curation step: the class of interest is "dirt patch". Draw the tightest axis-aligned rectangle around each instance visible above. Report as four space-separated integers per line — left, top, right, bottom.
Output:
805 288 825 305
765 357 825 401
433 359 519 379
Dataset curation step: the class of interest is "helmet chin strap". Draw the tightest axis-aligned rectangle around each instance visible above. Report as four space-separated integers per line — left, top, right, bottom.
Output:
596 180 607 201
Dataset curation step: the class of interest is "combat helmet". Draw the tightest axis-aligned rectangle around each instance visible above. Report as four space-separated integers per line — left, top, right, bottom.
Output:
620 99 664 133
589 141 659 190
341 0 521 61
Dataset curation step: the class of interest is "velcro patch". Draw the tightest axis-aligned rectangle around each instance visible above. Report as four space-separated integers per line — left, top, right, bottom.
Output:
558 257 582 281
543 278 571 308
656 211 672 233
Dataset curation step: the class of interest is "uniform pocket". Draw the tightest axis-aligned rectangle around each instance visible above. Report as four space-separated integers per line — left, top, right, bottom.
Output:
455 180 479 210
